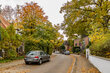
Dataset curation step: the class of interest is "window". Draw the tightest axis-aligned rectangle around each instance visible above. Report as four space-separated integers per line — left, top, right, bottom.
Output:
40 52 44 55
27 51 38 55
75 43 77 46
79 43 81 46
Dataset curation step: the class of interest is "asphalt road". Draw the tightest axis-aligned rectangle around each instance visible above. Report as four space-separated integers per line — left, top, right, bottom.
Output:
14 54 73 73
0 54 73 73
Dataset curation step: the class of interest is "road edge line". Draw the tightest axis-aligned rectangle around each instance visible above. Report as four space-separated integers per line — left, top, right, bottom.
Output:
70 55 76 73
67 55 76 73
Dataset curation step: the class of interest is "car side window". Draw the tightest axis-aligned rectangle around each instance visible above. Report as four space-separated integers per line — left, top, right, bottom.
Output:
40 52 44 55
44 52 47 55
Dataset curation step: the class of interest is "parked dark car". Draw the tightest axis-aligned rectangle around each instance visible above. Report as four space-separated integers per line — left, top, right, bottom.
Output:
24 50 50 65
64 51 70 55
61 50 66 54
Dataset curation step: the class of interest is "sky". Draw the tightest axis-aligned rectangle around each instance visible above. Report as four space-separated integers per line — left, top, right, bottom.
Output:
0 0 72 40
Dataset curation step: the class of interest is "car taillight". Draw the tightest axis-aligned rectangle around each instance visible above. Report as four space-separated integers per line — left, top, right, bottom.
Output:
35 56 39 58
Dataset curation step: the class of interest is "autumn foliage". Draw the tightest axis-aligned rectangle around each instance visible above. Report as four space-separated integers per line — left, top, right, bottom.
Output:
16 2 63 54
60 0 110 57
18 2 48 36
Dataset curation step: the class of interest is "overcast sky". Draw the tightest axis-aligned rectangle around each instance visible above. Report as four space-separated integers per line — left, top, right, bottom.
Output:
0 0 71 40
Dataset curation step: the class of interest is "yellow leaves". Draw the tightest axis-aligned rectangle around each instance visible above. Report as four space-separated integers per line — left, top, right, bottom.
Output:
16 1 50 36
19 1 46 25
89 12 95 17
34 39 40 43
76 10 81 16
18 25 24 29
13 23 17 28
50 40 54 43
89 27 105 43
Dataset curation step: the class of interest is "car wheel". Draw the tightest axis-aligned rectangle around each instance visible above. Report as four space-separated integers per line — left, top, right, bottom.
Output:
38 59 42 65
25 61 29 65
47 58 50 62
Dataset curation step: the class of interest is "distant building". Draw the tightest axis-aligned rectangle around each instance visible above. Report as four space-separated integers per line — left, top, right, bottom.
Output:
74 36 89 49
64 41 72 51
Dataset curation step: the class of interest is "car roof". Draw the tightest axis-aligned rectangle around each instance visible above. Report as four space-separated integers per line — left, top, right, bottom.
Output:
30 50 43 52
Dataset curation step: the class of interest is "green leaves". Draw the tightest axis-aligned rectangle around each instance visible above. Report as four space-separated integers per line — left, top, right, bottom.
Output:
60 0 110 39
0 25 22 58
90 33 110 58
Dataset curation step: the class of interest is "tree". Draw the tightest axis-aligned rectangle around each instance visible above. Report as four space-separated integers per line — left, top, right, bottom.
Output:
60 0 110 56
16 2 62 55
18 2 47 36
1 5 14 22
0 25 22 58
53 24 64 51
90 33 110 58
60 0 110 39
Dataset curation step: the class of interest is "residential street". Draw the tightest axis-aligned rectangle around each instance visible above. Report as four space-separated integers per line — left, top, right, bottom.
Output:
0 0 109 73
0 54 74 73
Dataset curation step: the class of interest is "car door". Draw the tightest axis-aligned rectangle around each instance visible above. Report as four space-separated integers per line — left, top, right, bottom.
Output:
44 52 48 61
40 52 45 61
43 52 48 61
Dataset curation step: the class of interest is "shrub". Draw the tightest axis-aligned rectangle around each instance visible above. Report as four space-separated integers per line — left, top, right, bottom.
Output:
24 37 53 55
90 33 110 58
60 44 65 50
86 41 91 48
83 49 86 55
5 49 17 59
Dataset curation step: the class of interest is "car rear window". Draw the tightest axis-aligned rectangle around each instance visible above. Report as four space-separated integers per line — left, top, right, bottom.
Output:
26 51 39 55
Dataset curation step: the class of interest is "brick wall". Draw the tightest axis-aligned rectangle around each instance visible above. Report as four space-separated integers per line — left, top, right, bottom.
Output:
74 37 89 47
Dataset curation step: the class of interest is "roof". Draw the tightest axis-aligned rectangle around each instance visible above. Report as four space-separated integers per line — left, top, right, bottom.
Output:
0 14 10 28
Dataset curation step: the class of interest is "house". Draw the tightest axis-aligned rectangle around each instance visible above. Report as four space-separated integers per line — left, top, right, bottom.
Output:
0 14 24 56
0 14 10 57
0 14 10 28
74 36 89 49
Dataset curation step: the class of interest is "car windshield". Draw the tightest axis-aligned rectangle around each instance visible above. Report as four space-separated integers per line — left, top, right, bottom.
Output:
26 51 39 55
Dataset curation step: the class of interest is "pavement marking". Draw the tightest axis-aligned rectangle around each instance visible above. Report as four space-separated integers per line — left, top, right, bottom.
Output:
67 55 76 73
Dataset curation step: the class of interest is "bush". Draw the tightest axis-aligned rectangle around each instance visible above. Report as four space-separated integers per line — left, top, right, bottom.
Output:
86 41 91 48
60 44 65 50
83 49 86 55
25 37 53 55
5 49 17 59
90 33 110 58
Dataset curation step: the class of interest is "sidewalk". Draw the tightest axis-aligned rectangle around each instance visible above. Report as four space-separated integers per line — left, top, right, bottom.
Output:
89 55 110 73
0 59 24 71
72 55 100 73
